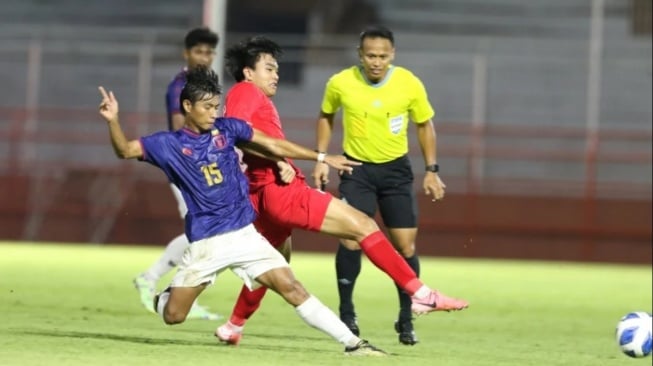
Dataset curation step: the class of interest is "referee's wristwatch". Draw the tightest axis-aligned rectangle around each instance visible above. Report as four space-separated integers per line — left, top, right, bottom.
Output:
425 164 439 173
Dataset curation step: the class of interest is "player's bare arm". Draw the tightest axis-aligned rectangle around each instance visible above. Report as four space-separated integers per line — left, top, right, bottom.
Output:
98 86 143 160
237 142 296 183
250 128 360 173
311 111 336 187
415 120 446 201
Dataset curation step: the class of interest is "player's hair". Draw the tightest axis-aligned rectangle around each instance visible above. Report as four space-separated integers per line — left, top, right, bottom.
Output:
184 27 219 49
225 36 283 82
359 25 394 47
179 66 222 115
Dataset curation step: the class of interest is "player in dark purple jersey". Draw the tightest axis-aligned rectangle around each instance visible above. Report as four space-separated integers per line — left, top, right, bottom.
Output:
98 66 386 356
165 28 218 132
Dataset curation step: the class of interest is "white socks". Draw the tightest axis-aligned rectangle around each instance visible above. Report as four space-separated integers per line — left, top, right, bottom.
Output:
295 295 360 348
143 233 189 281
156 291 170 316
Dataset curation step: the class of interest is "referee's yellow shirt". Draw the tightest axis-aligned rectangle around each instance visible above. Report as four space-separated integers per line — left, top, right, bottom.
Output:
320 65 434 163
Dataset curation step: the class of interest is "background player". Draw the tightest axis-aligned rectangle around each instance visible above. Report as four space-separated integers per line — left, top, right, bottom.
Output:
214 36 468 346
312 25 445 345
97 66 386 356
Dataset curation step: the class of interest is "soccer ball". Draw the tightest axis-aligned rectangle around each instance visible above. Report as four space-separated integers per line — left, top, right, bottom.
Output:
615 311 652 358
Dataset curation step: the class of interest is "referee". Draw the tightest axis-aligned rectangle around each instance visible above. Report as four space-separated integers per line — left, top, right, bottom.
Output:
311 25 446 346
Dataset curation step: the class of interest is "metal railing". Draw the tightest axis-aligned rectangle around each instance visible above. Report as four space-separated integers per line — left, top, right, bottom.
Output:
1 103 650 243
0 15 651 243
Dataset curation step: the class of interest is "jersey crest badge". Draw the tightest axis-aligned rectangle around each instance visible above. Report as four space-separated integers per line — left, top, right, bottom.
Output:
213 134 227 149
389 114 404 135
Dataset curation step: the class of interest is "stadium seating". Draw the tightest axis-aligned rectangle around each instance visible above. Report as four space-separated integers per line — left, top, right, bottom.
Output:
0 0 650 253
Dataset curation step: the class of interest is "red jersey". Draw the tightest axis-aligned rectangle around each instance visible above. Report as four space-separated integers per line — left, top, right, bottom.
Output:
223 82 304 191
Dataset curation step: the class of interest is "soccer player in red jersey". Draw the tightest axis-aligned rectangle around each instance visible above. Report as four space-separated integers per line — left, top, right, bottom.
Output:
215 36 468 346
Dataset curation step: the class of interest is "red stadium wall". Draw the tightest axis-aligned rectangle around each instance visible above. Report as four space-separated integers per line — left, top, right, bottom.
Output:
1 173 650 265
1 109 650 264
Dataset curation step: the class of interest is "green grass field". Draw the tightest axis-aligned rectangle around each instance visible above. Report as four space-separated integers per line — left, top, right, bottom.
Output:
0 242 651 366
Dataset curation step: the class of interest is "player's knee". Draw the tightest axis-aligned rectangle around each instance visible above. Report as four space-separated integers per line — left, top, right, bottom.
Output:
353 214 380 238
163 307 187 325
338 205 378 238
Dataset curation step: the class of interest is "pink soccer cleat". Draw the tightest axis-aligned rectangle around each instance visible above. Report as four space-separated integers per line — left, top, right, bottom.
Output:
215 322 243 346
411 290 469 315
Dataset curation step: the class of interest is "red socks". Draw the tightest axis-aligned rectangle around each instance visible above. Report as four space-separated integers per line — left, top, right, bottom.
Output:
229 285 268 326
359 231 423 295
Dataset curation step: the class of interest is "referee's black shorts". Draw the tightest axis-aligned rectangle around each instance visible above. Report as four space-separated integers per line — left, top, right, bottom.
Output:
338 154 417 228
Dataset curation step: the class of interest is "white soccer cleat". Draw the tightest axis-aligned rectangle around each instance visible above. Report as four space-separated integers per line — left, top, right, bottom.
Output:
133 274 156 313
215 322 243 345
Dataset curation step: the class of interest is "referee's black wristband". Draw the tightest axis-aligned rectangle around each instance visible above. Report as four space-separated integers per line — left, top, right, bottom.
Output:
425 164 439 173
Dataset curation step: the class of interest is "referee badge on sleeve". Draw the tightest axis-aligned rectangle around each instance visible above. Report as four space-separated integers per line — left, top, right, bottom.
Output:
389 114 405 135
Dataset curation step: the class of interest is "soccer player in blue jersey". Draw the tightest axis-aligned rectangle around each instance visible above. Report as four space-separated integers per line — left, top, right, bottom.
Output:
97 66 386 356
132 27 296 320
132 27 221 320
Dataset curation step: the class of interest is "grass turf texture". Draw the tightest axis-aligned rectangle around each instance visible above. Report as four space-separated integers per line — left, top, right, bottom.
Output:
0 242 650 366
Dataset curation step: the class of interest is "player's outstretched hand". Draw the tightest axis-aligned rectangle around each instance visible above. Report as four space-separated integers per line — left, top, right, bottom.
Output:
98 86 119 123
322 155 361 174
311 162 330 189
277 160 296 184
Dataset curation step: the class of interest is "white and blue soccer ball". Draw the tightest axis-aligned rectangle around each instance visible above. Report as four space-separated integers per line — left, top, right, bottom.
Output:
615 311 652 358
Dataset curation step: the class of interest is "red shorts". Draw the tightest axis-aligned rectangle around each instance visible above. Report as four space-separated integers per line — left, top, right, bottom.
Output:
249 178 333 248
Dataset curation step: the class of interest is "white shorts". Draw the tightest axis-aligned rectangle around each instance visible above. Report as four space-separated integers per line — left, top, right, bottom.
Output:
170 183 188 218
170 224 289 290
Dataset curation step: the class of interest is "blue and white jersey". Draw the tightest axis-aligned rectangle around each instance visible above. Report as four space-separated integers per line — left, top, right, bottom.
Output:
140 117 255 242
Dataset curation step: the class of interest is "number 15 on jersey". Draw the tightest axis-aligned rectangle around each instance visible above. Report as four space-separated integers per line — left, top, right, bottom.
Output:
201 162 223 186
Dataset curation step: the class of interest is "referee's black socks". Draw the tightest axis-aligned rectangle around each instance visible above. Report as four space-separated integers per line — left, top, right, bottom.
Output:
397 255 421 322
335 243 362 318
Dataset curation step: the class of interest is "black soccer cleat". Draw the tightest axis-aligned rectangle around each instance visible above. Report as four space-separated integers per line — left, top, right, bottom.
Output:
153 293 159 313
394 319 419 345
